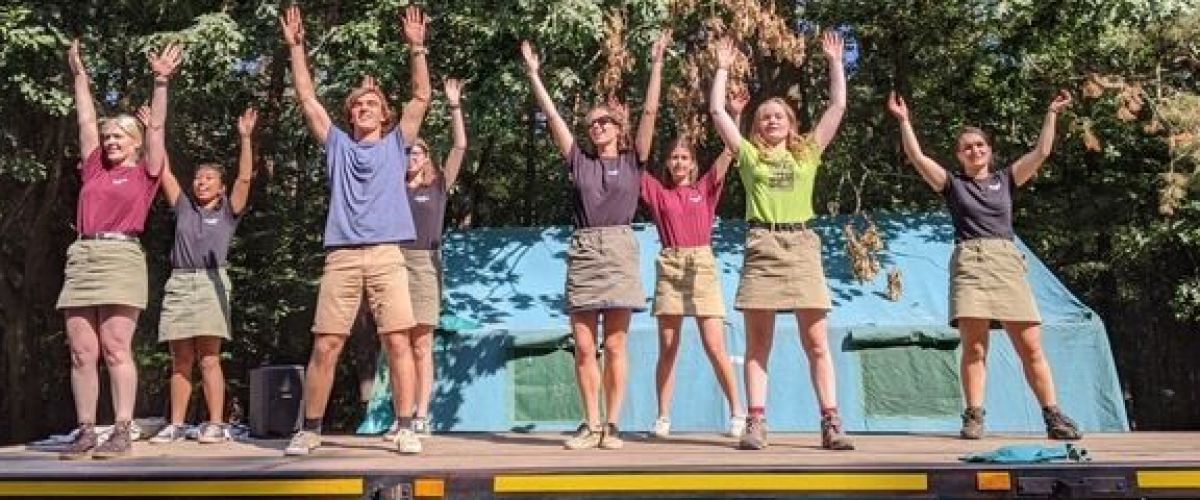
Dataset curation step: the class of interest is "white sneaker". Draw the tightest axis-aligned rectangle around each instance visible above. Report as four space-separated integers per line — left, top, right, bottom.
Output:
394 428 422 454
651 417 671 438
284 430 321 456
726 415 747 438
148 423 186 444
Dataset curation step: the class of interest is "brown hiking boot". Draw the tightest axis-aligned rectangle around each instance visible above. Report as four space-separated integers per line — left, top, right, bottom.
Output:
820 414 855 450
92 421 133 459
960 407 986 440
1043 407 1082 441
58 424 98 460
737 415 768 450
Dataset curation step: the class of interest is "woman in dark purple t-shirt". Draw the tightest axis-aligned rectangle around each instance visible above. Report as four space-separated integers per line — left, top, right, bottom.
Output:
520 31 670 450
56 41 179 460
886 90 1081 441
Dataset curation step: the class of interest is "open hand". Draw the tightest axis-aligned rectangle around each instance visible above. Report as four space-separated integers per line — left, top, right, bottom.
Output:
727 87 750 115
714 36 737 70
280 5 306 47
148 43 183 79
401 6 426 47
237 108 258 137
650 28 672 64
444 78 464 106
821 30 844 64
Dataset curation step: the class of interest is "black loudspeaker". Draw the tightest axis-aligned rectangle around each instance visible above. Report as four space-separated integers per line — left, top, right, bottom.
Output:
249 365 305 438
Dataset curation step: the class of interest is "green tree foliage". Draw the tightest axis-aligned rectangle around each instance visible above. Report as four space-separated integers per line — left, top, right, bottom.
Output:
1 0 1197 441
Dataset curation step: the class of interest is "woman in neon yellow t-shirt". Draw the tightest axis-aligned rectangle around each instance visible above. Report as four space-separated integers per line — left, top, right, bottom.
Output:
709 32 853 451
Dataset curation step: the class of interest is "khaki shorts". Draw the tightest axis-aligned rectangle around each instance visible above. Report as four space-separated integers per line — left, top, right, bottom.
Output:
56 239 149 310
159 268 233 342
735 228 832 311
313 244 415 335
402 248 443 326
653 246 725 317
949 238 1041 327
565 226 647 313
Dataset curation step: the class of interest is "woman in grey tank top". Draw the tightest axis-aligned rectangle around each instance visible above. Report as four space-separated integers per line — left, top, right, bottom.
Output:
886 90 1082 441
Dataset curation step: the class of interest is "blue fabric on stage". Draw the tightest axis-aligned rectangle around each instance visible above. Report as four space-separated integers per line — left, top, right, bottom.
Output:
961 443 1091 463
357 211 1130 435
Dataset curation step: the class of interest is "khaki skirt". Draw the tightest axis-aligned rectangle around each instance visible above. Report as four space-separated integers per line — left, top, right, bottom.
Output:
565 226 647 313
735 228 832 311
403 248 443 326
948 238 1041 327
653 246 725 317
159 268 234 342
56 239 149 310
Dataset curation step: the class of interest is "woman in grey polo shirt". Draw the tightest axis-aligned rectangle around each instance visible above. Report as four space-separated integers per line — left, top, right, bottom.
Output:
148 108 260 445
886 90 1081 441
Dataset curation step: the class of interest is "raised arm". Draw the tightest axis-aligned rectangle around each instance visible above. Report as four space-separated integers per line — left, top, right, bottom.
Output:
711 88 749 179
886 92 948 191
397 6 432 142
811 31 846 153
1011 90 1071 187
230 107 258 214
68 40 99 157
280 5 332 144
441 78 468 190
635 29 670 164
145 43 182 177
137 106 181 205
709 37 744 151
520 40 574 159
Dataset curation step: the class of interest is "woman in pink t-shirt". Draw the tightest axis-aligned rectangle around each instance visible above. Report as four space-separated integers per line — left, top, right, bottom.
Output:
55 41 178 460
640 92 748 440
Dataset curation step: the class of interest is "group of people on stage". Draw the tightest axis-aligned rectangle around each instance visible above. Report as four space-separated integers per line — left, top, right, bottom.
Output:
54 5 1082 460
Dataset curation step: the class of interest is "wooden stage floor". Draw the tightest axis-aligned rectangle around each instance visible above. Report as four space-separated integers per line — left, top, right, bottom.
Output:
2 432 1199 498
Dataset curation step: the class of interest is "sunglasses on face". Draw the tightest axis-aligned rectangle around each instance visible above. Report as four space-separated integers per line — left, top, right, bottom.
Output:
588 116 618 129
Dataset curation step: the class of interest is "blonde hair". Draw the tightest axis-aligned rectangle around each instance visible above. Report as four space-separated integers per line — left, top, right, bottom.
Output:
410 137 440 171
99 114 145 150
343 87 395 131
749 97 813 158
586 104 632 152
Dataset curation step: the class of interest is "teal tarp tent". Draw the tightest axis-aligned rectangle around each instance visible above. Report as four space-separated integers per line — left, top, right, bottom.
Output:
358 212 1129 434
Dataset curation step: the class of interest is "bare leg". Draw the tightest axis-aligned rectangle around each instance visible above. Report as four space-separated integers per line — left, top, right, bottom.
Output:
98 305 140 422
654 315 683 419
795 309 837 410
958 318 991 407
194 336 225 423
303 333 347 420
65 308 101 424
570 311 601 427
696 316 742 415
410 324 436 418
742 310 776 409
167 338 196 424
381 331 417 424
601 309 631 425
1004 321 1058 406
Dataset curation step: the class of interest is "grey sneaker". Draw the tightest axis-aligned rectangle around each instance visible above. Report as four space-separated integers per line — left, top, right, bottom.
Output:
411 416 431 436
960 407 986 440
1043 407 1082 441
148 423 187 444
92 421 133 459
394 428 422 454
599 423 624 450
563 423 602 450
284 430 321 456
738 416 768 450
820 414 855 450
197 423 228 444
58 424 98 460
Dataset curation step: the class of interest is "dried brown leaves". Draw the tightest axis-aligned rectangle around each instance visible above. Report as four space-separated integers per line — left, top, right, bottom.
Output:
844 216 885 282
596 11 634 99
886 267 903 301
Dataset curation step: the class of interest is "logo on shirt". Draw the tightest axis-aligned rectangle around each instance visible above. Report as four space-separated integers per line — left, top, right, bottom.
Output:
112 178 129 185
687 193 704 203
987 180 1002 191
203 218 219 225
415 195 431 203
606 169 620 176
767 164 795 190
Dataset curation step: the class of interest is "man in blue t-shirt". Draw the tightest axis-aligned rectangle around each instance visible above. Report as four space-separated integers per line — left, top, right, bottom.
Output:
279 4 431 456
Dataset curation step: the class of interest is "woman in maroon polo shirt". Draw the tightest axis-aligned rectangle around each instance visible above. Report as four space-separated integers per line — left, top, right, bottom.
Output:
641 91 749 440
56 41 179 459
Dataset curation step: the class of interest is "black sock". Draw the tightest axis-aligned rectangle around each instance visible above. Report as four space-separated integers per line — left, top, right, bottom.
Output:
397 416 414 429
302 418 323 433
